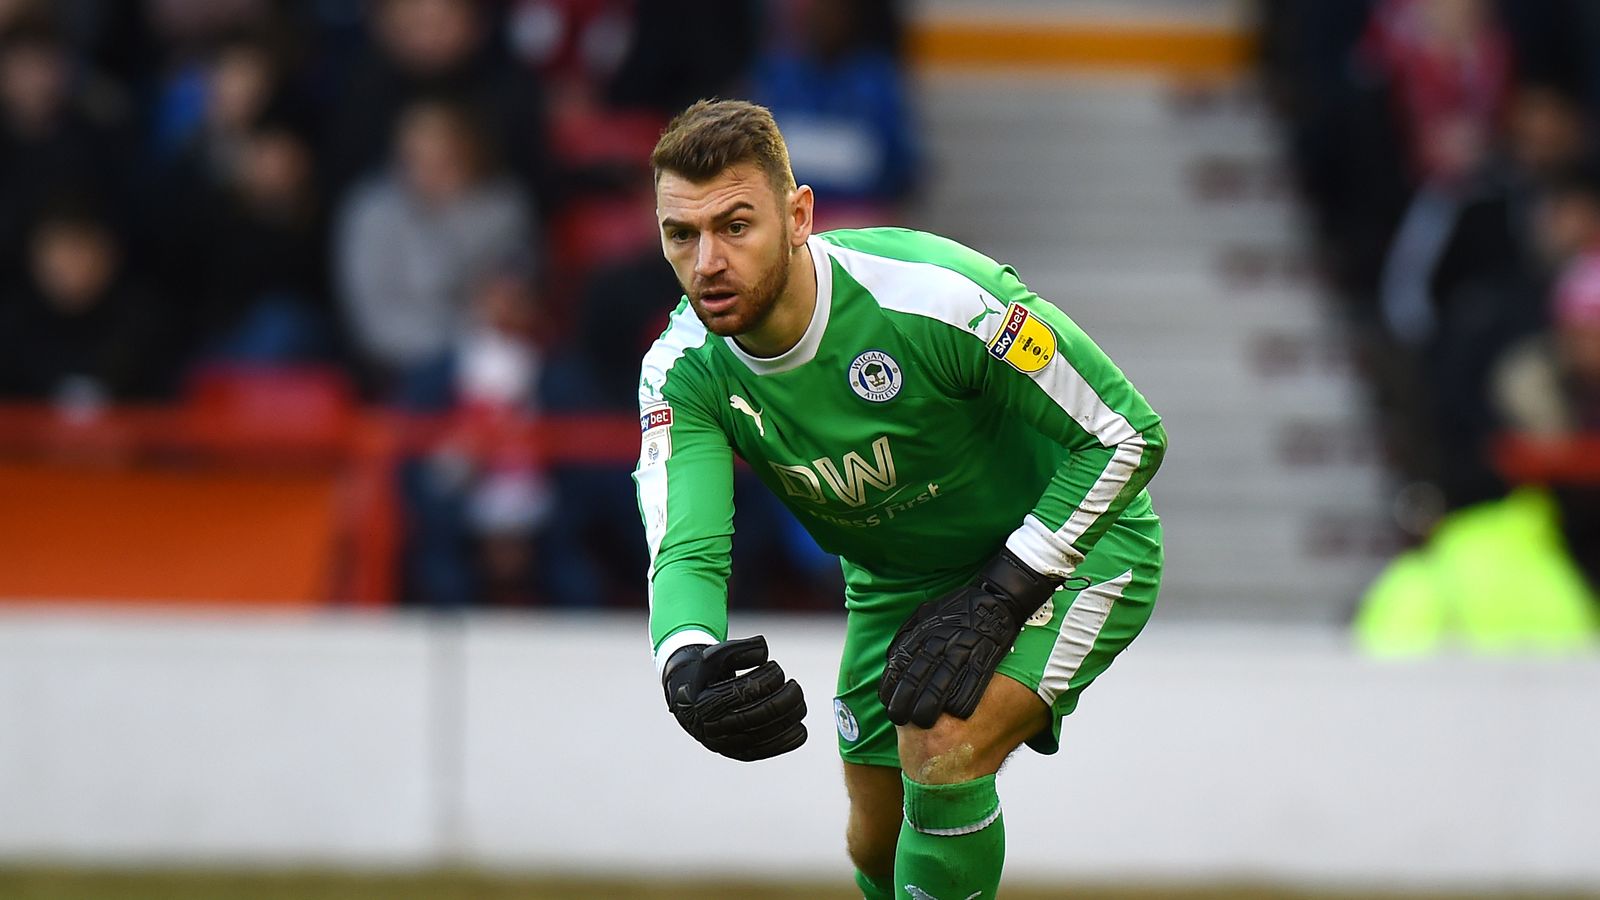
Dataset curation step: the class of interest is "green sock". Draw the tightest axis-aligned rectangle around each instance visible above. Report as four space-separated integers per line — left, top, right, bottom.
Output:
894 773 1005 900
856 868 894 899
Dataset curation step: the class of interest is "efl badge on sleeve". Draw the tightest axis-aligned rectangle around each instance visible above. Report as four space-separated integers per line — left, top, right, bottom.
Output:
987 302 1057 373
639 403 673 468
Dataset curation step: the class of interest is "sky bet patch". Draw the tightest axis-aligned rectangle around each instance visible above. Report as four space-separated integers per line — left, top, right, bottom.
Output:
987 302 1057 373
639 404 673 469
640 406 673 432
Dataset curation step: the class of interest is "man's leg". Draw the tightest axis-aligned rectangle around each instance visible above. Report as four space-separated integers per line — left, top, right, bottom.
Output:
891 673 1048 900
844 762 901 899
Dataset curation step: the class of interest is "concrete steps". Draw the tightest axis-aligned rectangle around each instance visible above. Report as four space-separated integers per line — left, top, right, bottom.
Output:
916 73 1387 623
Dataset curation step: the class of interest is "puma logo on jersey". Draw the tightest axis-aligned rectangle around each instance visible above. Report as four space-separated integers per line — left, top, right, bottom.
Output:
967 292 1005 330
729 394 765 437
770 435 896 508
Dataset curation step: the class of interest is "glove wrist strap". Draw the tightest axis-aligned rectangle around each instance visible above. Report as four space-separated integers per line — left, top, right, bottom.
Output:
979 549 1061 619
661 644 706 705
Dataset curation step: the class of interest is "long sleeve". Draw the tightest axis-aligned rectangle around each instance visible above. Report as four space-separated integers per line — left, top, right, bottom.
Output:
633 308 734 675
950 268 1166 579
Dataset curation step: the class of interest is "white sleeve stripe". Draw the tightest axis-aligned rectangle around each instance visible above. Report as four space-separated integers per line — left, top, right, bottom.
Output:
1056 439 1147 544
638 464 667 608
654 628 718 679
636 303 708 628
1006 435 1146 576
638 302 708 410
1035 568 1134 705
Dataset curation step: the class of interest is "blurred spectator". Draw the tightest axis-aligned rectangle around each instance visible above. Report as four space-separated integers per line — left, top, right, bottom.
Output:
604 0 759 115
0 17 132 280
1371 0 1513 345
143 0 284 159
1355 487 1599 654
1495 164 1600 436
145 28 335 365
335 98 537 387
1362 0 1510 189
1383 84 1590 511
564 250 682 410
0 204 176 406
754 0 918 215
326 0 551 207
1355 3 1579 512
158 28 307 186
396 262 554 609
182 122 334 363
506 0 631 99
1259 0 1407 305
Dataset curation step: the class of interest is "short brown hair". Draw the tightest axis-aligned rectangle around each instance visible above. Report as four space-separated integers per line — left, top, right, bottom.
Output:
651 99 796 197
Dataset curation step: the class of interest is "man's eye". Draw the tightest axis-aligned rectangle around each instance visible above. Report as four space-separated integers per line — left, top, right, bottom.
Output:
727 222 747 236
669 230 692 243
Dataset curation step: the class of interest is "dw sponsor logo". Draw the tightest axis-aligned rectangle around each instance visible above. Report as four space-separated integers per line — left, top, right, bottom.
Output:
770 435 897 508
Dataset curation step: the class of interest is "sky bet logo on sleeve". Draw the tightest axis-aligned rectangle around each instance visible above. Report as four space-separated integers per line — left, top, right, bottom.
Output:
987 302 1057 373
638 404 673 469
639 406 673 432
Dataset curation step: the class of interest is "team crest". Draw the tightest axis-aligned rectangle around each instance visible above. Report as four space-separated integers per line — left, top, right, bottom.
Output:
847 350 902 403
834 698 860 742
987 302 1057 373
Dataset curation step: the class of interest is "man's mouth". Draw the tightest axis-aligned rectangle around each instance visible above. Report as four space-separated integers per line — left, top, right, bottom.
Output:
698 290 738 313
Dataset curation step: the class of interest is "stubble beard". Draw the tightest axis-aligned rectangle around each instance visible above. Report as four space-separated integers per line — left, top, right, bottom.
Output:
690 239 792 338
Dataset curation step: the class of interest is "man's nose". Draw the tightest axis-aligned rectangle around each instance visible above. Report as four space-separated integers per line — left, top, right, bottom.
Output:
694 235 725 277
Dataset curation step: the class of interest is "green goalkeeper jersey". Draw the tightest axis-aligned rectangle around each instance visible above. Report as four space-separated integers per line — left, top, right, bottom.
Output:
635 227 1166 672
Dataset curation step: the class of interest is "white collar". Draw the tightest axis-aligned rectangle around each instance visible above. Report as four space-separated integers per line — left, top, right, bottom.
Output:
725 234 832 375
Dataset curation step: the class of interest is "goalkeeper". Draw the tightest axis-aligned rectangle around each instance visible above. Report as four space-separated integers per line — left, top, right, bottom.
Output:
635 100 1166 900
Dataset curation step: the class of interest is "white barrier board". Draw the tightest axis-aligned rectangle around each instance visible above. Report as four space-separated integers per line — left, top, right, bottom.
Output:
0 610 1596 890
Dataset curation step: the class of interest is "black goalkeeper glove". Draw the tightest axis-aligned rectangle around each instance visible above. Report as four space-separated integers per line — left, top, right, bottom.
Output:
662 635 807 762
878 549 1061 728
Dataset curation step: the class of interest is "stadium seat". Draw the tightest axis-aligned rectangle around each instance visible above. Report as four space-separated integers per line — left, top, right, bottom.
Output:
182 364 358 459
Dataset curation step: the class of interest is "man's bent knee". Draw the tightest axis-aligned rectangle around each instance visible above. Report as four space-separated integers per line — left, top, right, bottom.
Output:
896 674 1049 784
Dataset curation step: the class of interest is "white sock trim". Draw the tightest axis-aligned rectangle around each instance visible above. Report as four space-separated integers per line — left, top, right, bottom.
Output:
903 804 1002 837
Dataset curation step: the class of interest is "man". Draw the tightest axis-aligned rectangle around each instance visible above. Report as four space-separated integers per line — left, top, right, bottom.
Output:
634 99 1165 900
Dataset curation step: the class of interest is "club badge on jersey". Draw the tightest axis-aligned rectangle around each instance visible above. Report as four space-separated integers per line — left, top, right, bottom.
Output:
987 302 1057 373
833 698 860 742
848 350 902 402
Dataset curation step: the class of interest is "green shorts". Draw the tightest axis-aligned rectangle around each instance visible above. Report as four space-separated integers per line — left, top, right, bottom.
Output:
832 514 1163 767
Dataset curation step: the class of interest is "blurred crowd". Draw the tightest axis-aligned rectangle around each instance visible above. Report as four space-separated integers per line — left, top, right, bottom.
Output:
0 0 919 610
1260 0 1600 647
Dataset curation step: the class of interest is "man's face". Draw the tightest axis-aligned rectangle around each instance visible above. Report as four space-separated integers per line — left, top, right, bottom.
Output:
379 0 479 74
657 162 793 337
1559 324 1600 383
1535 193 1600 266
32 224 115 315
399 107 473 203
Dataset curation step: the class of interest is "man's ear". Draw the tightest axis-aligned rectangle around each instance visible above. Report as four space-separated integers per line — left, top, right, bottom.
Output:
789 184 815 248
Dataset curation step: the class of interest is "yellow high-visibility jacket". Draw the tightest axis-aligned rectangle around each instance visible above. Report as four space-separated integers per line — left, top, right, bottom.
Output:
1356 489 1600 654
